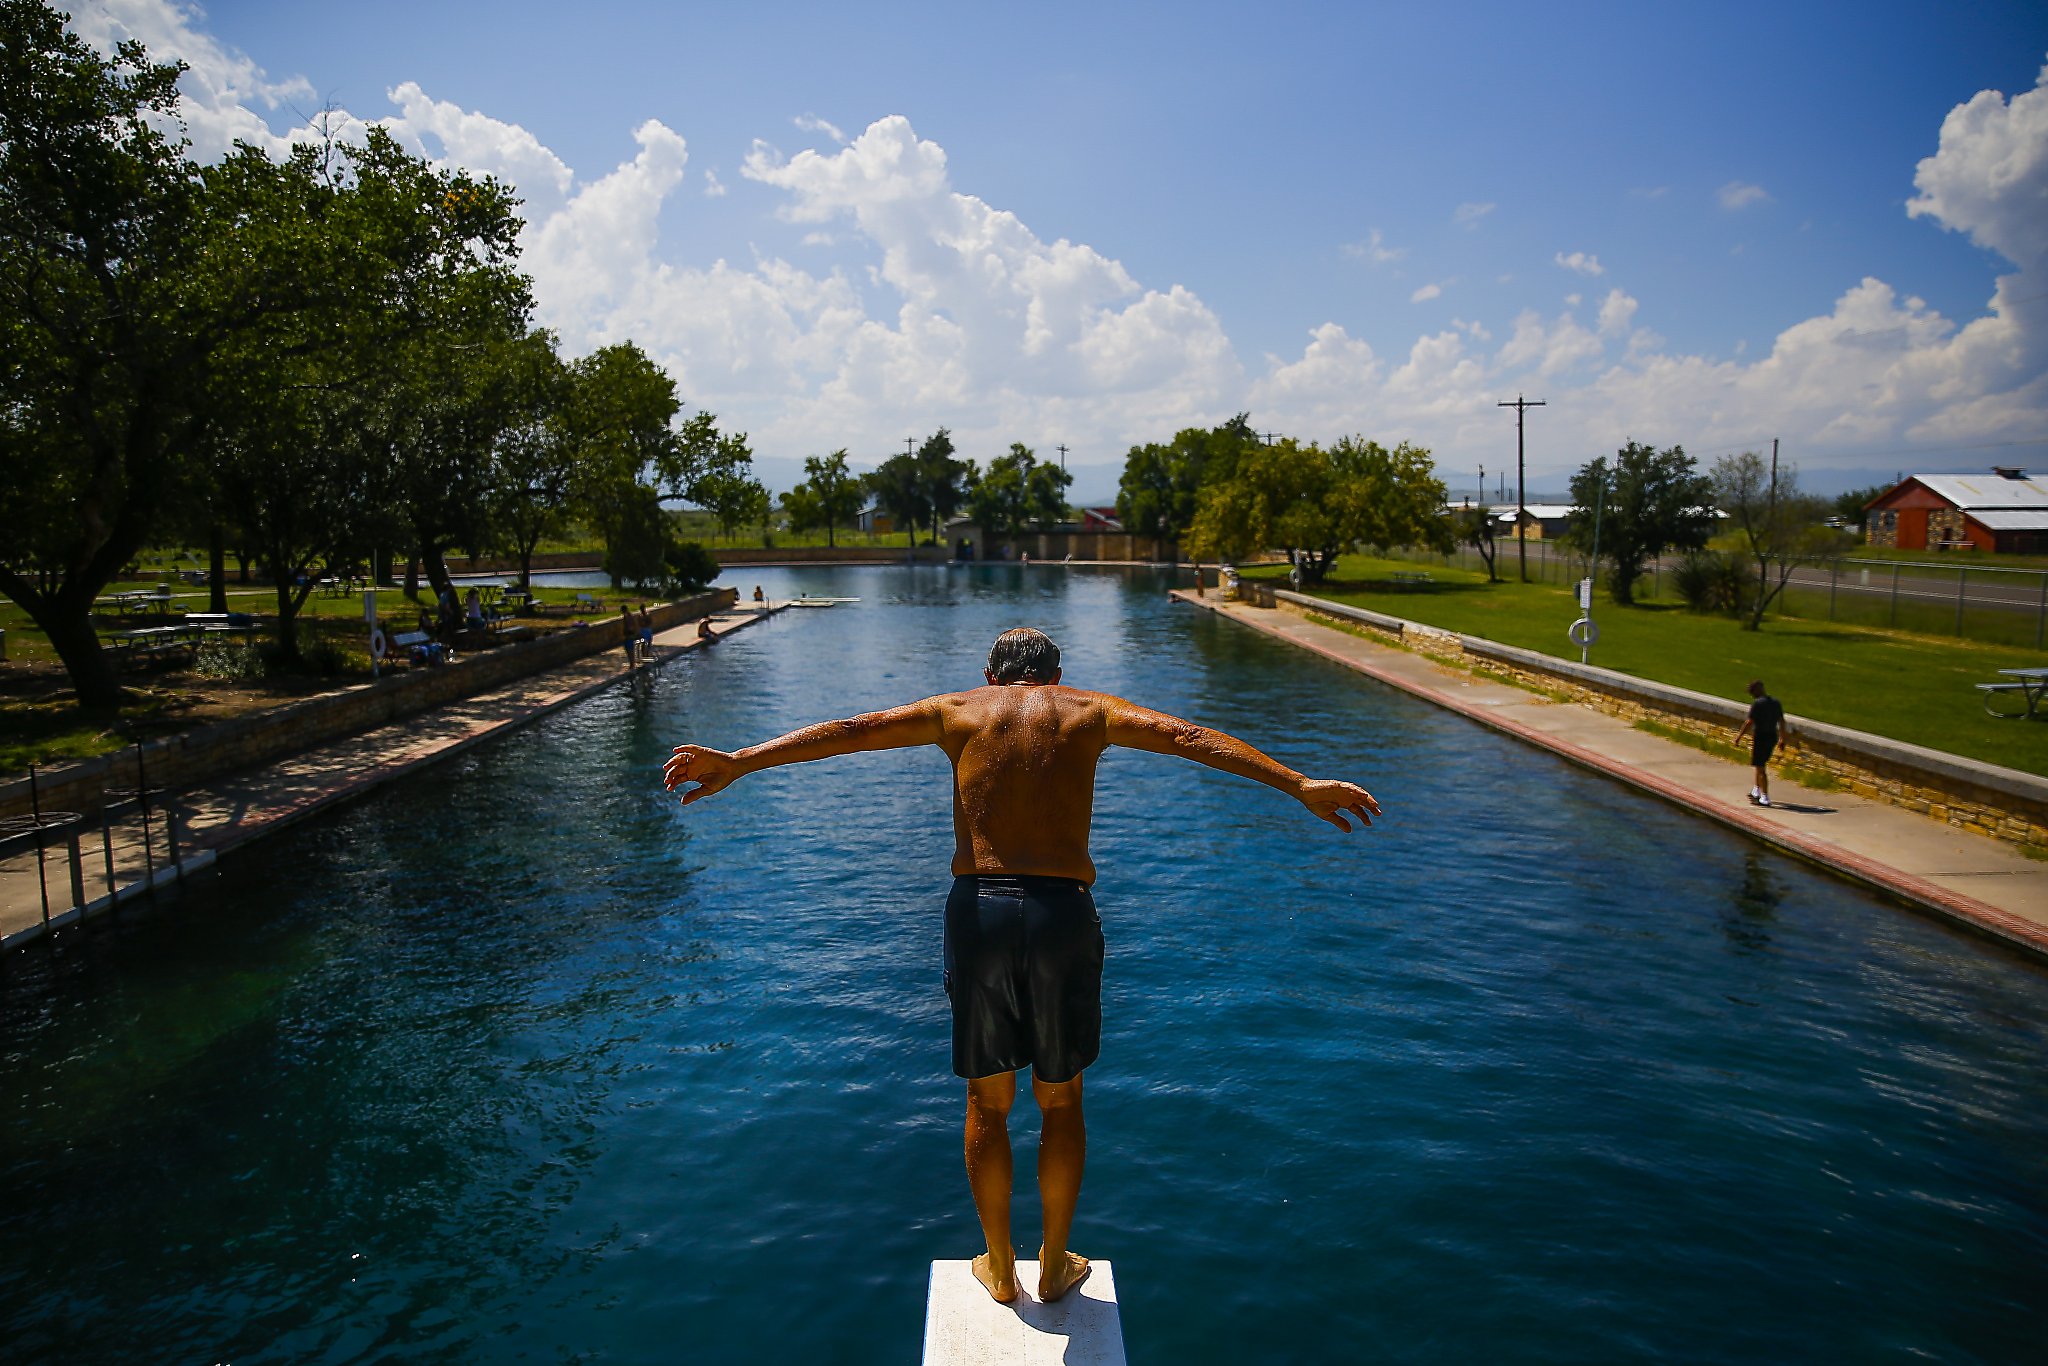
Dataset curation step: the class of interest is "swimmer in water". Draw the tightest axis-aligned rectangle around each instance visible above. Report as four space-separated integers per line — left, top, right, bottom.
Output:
664 627 1377 1304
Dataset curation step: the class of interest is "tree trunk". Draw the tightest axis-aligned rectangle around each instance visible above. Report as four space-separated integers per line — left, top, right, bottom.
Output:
518 535 536 592
43 611 126 710
421 543 455 607
209 528 229 613
404 554 420 601
236 548 254 583
271 557 303 661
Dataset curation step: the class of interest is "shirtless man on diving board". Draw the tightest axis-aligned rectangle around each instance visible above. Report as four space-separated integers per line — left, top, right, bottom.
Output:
663 627 1378 1305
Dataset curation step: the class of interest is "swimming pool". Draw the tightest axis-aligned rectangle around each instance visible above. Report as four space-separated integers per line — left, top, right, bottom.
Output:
2 565 2043 1363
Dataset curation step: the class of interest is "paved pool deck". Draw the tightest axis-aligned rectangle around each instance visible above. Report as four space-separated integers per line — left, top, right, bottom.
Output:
0 605 781 949
1171 589 2048 961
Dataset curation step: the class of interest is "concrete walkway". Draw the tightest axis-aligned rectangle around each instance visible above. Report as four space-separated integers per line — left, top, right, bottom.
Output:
1173 590 2048 960
0 606 781 949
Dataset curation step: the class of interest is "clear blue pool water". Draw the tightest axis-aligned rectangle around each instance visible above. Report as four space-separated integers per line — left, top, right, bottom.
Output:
3 565 2046 1364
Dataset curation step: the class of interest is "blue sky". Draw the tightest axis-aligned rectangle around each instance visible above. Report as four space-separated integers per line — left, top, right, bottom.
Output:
75 1 2048 498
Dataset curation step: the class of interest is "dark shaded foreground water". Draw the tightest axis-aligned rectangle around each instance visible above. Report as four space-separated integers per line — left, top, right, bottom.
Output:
3 565 2045 1364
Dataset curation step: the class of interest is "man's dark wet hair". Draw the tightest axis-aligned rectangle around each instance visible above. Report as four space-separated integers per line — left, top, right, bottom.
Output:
987 627 1061 684
1748 679 1766 696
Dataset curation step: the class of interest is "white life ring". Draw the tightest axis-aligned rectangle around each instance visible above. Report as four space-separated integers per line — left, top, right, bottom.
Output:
370 625 390 661
1567 617 1600 647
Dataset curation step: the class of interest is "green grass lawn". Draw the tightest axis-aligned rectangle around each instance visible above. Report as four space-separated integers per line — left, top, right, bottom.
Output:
1245 554 2048 775
0 581 663 772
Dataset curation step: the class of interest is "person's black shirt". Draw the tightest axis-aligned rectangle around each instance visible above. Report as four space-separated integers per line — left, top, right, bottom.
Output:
1749 694 1784 740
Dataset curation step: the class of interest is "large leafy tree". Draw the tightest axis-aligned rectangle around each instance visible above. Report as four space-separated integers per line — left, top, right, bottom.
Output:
1564 441 1716 605
967 443 1073 541
863 453 928 547
783 449 863 547
0 3 225 705
201 133 526 654
1187 436 1447 582
565 343 683 574
487 333 571 591
1115 413 1258 548
915 427 972 546
1713 451 1850 630
691 429 767 541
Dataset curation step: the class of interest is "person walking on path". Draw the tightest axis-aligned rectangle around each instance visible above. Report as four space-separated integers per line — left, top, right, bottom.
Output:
1736 678 1787 807
662 627 1377 1307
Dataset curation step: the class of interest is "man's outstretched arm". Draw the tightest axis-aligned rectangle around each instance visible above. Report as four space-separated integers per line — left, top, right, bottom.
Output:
1102 696 1380 831
664 699 943 805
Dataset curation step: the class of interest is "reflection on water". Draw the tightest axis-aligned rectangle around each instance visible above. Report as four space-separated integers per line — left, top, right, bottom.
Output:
3 565 2046 1364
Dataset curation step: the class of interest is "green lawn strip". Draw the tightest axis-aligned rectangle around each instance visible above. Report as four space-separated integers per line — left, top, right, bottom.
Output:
1246 555 2048 775
0 581 665 769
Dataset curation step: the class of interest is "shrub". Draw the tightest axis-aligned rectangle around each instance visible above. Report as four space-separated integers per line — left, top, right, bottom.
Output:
664 541 719 595
192 638 264 680
1672 550 1753 615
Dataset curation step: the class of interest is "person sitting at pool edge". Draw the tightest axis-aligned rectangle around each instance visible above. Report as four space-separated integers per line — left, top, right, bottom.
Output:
662 627 1378 1306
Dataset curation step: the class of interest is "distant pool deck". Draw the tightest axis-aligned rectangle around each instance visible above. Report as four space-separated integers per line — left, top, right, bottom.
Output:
1171 589 2048 960
0 605 782 949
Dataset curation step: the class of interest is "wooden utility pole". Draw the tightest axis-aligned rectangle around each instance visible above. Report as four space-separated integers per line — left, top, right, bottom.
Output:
1498 395 1546 582
904 437 916 459
1057 443 1068 472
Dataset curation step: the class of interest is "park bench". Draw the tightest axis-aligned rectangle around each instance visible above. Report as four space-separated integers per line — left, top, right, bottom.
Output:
391 629 448 667
1390 571 1435 591
573 592 604 613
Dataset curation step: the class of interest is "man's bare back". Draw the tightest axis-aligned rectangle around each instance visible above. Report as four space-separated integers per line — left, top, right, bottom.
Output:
666 681 1375 881
660 627 1376 1306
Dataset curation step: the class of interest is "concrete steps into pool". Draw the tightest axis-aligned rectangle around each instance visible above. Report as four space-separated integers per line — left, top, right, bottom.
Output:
0 605 787 951
1172 590 2048 961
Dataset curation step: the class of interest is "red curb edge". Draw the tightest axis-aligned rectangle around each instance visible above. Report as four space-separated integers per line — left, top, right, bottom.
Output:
1170 590 2048 962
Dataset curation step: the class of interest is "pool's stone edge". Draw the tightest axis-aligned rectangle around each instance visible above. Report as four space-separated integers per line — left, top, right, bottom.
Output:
1171 589 2048 963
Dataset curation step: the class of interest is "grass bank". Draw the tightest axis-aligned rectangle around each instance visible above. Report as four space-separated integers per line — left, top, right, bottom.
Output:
0 582 663 772
1245 555 2048 776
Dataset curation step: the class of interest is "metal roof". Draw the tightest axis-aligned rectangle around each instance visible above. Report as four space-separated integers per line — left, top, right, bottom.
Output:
1965 509 2048 531
1912 474 2048 509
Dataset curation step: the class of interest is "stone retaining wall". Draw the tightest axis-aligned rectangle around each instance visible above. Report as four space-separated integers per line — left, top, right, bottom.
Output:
1271 589 2048 850
2 589 734 821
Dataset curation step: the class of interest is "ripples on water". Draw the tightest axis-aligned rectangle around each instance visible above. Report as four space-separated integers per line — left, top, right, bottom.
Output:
3 565 2045 1363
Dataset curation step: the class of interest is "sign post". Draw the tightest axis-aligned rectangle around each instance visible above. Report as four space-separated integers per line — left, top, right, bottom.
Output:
365 590 382 680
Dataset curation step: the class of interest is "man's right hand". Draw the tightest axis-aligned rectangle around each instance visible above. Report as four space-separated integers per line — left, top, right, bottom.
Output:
665 745 742 804
1299 778 1380 832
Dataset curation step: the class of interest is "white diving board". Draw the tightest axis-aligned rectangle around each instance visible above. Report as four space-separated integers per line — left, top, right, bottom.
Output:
922 1259 1125 1365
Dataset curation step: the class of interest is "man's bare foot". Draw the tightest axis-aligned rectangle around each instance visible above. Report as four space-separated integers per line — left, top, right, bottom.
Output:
1037 1247 1091 1302
972 1252 1019 1304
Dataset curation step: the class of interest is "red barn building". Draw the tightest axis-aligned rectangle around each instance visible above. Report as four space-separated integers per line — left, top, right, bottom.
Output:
1865 468 2048 554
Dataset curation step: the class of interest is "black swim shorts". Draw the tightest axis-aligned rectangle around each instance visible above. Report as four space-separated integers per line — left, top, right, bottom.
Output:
943 875 1103 1083
1751 733 1776 767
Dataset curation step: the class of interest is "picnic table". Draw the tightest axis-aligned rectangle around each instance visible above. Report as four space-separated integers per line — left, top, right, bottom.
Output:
107 624 201 660
96 588 175 615
1390 571 1435 591
1978 667 2048 718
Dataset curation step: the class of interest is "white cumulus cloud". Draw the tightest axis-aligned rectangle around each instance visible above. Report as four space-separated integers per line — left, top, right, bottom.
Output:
58 3 2048 483
1342 229 1404 265
1718 180 1771 210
